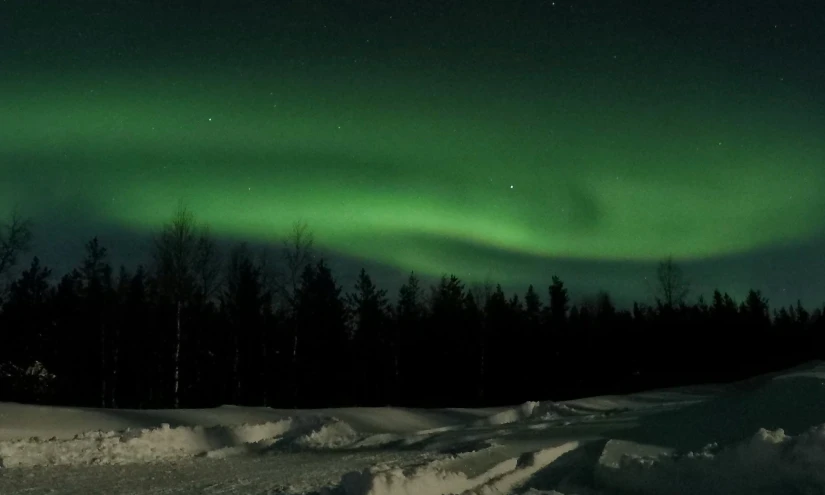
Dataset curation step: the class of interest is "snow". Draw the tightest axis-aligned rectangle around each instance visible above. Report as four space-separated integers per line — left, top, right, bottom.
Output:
2 362 825 494
332 442 580 495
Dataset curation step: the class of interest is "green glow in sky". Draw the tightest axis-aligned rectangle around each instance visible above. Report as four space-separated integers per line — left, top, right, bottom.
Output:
3 65 824 283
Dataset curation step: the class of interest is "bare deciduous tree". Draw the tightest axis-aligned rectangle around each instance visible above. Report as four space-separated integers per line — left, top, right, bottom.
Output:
0 211 33 280
281 221 314 407
470 275 496 311
655 255 690 308
194 225 222 300
153 203 218 408
281 221 314 303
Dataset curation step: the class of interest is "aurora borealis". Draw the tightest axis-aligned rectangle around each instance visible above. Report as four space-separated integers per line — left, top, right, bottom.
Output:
3 1 824 304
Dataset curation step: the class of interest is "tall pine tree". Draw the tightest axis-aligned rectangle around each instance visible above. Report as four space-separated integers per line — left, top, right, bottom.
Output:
394 272 424 403
291 259 348 407
222 243 273 406
347 268 390 405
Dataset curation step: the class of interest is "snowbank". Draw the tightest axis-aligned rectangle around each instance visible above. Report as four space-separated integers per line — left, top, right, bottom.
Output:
475 400 601 427
613 366 825 451
2 362 825 495
477 401 541 426
596 424 825 495
0 415 360 468
330 442 580 495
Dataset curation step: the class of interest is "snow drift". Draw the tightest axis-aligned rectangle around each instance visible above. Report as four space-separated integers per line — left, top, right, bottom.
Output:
330 442 580 495
0 415 359 468
596 424 825 495
2 362 825 494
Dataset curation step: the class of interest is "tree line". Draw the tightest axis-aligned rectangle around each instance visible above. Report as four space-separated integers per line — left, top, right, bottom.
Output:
1 207 824 409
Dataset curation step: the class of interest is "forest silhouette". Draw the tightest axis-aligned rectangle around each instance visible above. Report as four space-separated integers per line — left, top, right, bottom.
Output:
1 207 823 409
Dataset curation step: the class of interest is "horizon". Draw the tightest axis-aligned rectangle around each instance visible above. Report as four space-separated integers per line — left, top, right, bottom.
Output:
8 211 825 312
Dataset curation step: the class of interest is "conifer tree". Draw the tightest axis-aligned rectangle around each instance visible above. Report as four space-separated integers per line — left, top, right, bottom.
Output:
223 243 272 405
77 237 116 407
347 268 390 405
548 276 569 325
292 259 348 406
394 272 424 401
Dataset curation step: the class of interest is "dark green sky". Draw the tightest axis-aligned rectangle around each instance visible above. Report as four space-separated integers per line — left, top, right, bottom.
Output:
2 0 824 306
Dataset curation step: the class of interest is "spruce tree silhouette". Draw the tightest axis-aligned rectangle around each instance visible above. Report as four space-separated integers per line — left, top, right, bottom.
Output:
427 275 467 405
522 285 544 397
222 243 273 406
524 285 542 324
347 268 390 405
547 276 569 327
394 272 424 404
291 259 349 407
77 238 116 408
51 268 83 405
462 289 485 403
483 285 510 403
115 266 154 408
546 276 570 392
4 210 825 409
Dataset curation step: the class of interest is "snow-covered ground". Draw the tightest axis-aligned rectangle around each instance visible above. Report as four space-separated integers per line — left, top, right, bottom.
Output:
2 363 825 494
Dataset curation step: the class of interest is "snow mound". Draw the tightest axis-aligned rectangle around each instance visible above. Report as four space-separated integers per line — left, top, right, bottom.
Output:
622 370 825 451
0 415 360 468
479 401 541 426
477 401 596 426
296 419 360 449
534 401 594 420
327 442 580 495
596 423 825 495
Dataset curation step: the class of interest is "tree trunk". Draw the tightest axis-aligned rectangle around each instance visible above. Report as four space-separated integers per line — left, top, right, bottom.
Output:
111 325 119 409
260 327 267 407
291 328 299 408
100 321 107 408
174 300 181 408
478 335 486 401
232 333 240 404
393 335 400 405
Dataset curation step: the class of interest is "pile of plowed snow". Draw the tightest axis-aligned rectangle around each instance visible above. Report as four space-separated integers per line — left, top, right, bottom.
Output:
0 416 360 468
328 442 581 495
477 400 595 426
3 363 825 495
320 363 825 495
595 424 825 495
322 424 825 495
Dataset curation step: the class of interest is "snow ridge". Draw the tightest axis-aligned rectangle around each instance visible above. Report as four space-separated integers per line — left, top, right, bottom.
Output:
596 424 825 495
329 442 581 495
0 415 358 468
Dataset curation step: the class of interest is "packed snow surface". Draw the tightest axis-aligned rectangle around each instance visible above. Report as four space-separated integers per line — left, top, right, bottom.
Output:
3 362 825 494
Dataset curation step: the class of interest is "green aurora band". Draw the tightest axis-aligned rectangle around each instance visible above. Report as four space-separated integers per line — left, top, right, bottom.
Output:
2 66 824 282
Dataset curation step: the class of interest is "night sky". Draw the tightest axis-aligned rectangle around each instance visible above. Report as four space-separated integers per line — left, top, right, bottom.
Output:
3 0 824 306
